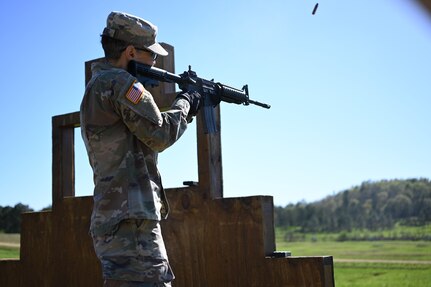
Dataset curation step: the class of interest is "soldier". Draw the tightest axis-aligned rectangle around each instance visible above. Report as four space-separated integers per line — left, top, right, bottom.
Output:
80 11 201 287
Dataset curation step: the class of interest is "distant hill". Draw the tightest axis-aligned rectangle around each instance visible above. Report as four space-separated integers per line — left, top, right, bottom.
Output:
274 178 431 232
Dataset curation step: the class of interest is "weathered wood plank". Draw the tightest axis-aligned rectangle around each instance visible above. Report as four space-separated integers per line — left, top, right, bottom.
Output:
196 106 223 198
52 112 79 208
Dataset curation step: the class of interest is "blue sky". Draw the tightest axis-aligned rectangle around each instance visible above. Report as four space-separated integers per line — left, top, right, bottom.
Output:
0 0 430 211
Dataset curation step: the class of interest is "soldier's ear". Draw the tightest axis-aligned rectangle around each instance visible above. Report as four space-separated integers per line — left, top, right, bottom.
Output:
125 45 136 60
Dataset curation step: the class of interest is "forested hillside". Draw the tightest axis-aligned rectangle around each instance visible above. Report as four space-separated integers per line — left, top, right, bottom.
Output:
275 178 431 232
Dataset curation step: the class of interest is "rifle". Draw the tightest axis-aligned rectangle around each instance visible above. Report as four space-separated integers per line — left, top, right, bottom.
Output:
127 60 270 133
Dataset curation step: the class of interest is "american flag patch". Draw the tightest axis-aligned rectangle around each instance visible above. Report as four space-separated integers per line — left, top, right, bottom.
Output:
126 82 144 104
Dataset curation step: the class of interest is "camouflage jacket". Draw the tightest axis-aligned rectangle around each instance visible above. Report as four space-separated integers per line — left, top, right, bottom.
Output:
80 61 190 236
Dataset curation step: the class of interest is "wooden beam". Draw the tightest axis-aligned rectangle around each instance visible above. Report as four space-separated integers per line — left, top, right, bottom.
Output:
196 107 223 198
52 112 80 208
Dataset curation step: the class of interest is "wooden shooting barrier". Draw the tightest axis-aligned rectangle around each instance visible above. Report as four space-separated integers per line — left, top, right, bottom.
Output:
0 43 334 286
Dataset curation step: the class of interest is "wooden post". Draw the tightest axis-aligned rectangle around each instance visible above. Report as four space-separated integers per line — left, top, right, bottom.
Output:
196 108 223 198
52 112 80 209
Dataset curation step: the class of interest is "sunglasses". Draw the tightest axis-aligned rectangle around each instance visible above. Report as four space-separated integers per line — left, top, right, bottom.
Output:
136 47 158 61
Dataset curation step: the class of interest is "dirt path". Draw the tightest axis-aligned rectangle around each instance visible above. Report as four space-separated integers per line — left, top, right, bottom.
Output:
0 242 20 248
335 258 431 265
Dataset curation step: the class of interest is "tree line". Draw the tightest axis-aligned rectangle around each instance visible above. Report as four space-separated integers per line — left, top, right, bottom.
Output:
0 203 33 233
274 178 431 232
2 178 430 234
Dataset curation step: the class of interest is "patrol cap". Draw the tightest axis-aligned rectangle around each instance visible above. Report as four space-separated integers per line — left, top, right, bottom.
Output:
102 11 168 56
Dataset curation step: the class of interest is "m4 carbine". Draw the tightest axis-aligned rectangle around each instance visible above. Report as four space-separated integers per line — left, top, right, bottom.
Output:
128 60 270 133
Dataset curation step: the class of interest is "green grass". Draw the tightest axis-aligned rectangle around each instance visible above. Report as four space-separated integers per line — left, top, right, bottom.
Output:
0 233 20 259
334 262 431 287
0 246 19 259
275 226 431 286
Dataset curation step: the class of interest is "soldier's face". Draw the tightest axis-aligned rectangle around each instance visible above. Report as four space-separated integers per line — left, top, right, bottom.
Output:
134 48 157 66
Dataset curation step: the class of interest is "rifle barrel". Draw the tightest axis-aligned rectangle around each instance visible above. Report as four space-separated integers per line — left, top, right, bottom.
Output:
248 99 271 109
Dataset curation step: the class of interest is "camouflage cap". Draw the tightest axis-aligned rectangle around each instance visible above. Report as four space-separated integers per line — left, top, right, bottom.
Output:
103 11 168 56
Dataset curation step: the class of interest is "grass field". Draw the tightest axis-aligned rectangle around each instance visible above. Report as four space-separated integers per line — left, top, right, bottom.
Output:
334 262 431 287
276 226 431 287
277 240 431 286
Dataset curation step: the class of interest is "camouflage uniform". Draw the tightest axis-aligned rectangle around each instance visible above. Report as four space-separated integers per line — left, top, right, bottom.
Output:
81 60 188 283
81 61 189 235
92 219 174 285
80 11 192 285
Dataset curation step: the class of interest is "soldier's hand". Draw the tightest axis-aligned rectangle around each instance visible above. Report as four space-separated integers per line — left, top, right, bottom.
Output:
176 91 202 117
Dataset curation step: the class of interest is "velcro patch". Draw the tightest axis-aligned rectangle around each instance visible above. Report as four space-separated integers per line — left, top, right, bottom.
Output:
125 81 145 104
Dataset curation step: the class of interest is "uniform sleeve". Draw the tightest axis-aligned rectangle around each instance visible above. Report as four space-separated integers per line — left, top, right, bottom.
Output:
115 78 191 152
